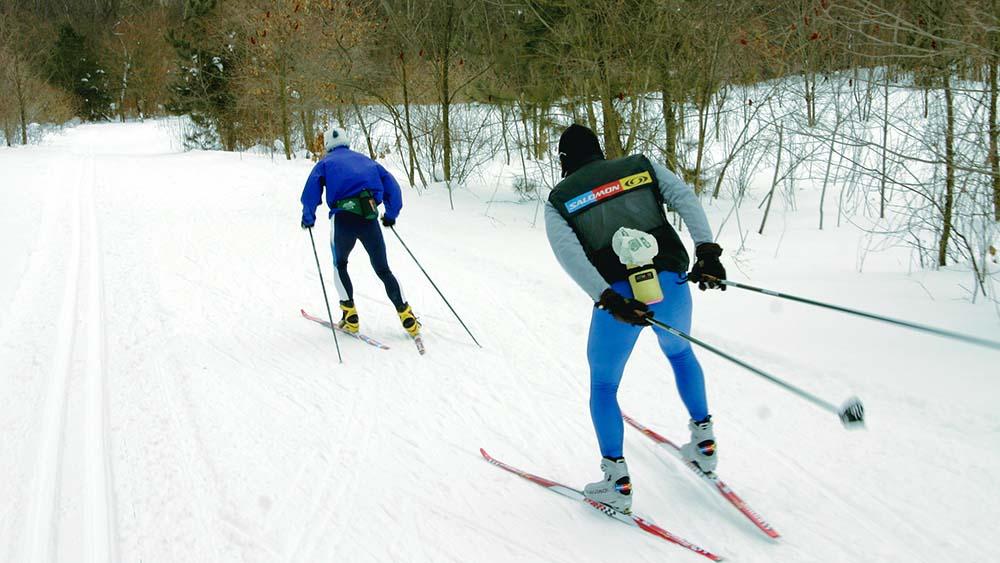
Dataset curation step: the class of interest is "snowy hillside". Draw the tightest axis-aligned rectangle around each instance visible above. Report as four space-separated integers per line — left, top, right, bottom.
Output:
1 121 998 563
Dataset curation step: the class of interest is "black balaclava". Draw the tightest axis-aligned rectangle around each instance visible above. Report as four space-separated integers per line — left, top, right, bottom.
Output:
558 124 605 178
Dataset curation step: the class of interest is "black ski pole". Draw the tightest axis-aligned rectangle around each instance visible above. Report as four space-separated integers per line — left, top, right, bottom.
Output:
388 225 482 348
703 275 1000 352
646 316 864 428
307 227 343 363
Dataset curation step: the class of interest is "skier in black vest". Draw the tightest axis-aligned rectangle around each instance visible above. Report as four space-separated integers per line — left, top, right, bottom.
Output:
544 124 726 513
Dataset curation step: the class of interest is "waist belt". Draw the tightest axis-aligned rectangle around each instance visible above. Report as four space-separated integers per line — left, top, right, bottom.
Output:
336 190 378 220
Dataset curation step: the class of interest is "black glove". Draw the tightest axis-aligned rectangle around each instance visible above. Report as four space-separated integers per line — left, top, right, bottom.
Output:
689 242 726 291
301 218 315 230
597 288 652 326
381 216 396 228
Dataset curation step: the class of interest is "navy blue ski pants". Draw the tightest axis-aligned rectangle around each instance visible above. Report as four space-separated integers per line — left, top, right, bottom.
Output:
330 212 405 309
589 271 709 459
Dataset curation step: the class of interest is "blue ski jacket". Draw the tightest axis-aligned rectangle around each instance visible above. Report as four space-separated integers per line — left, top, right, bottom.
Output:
300 146 403 225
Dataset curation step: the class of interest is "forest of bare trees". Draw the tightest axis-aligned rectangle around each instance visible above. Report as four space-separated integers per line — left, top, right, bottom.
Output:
1 0 998 292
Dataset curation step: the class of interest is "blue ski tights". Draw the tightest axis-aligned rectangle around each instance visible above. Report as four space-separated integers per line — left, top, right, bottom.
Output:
588 271 708 459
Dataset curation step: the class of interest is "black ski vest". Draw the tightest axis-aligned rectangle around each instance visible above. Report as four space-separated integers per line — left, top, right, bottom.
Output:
548 155 690 283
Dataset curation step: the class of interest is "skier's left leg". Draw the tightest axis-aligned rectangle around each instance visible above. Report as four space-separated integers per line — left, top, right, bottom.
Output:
358 220 420 336
357 220 405 308
649 272 715 471
649 272 708 421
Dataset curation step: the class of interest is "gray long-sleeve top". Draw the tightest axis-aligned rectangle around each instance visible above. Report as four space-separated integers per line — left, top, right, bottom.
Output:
544 161 713 301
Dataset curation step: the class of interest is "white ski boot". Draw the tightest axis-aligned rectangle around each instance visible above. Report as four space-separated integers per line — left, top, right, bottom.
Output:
680 417 717 473
583 457 632 513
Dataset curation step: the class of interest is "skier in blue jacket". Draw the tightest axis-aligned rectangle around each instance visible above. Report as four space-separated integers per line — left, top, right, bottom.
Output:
300 127 420 337
545 124 726 513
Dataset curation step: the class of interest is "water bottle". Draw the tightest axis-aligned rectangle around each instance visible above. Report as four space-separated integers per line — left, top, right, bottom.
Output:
611 228 663 305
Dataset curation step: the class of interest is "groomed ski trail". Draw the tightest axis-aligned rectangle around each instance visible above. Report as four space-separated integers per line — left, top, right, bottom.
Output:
23 154 118 563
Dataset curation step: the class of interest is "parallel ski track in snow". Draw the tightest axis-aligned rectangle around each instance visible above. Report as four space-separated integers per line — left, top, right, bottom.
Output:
23 154 118 563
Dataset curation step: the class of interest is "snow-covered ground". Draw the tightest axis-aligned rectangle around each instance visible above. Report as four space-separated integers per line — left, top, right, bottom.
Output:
1 120 998 563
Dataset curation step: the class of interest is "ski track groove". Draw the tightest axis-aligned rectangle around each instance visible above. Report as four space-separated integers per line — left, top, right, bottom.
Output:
82 156 118 563
22 155 84 563
23 154 118 563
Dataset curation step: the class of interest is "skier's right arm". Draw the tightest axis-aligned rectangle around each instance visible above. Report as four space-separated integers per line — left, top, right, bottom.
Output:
377 163 403 220
300 161 325 227
650 161 713 245
544 202 608 301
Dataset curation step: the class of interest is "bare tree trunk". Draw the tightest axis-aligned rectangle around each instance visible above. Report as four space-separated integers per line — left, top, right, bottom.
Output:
350 97 376 159
623 94 641 155
759 122 783 235
880 71 889 219
399 54 423 187
116 32 129 123
119 62 128 122
538 104 550 159
820 120 839 230
991 54 999 221
661 68 678 171
13 50 28 145
692 35 722 191
517 98 530 160
711 105 758 199
938 74 955 266
278 59 292 160
300 110 315 155
584 91 598 133
598 62 624 158
692 92 710 194
440 3 454 211
804 71 816 127
499 102 511 165
520 102 533 169
335 105 346 128
532 104 542 159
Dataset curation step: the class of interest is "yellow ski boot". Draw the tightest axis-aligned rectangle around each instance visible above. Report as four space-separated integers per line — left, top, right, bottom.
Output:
338 300 359 334
396 303 421 337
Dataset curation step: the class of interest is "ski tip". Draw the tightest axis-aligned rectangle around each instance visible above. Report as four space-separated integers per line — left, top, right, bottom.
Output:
479 448 490 459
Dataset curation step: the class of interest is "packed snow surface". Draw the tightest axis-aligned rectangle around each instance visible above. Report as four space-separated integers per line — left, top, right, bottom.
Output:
1 121 998 562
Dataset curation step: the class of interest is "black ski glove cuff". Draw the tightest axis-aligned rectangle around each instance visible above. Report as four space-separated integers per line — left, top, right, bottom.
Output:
381 216 396 227
689 243 726 291
597 288 652 326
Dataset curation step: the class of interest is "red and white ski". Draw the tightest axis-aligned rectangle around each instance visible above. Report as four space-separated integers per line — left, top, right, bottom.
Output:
300 309 390 350
480 448 723 561
622 413 780 539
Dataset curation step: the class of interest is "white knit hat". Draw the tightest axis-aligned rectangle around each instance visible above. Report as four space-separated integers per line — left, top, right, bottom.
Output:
323 127 349 151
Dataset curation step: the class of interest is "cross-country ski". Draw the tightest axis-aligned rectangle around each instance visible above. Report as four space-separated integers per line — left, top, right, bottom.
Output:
300 308 390 350
480 449 723 561
623 413 780 539
412 334 426 355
